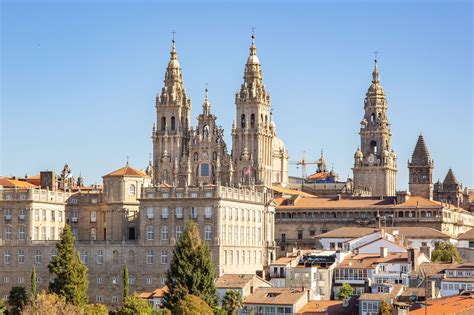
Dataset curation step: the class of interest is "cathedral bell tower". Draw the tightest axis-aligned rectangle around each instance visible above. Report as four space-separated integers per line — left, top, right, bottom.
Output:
232 33 275 186
152 38 191 185
353 59 397 196
408 134 434 200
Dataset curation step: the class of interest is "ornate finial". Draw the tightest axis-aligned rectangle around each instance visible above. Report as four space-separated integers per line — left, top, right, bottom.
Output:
172 30 176 42
203 84 211 115
251 26 256 41
372 51 380 83
149 153 152 163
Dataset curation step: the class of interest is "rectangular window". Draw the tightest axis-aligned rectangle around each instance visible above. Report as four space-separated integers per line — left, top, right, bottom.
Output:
50 227 55 240
90 211 97 222
19 226 26 240
4 226 11 240
161 208 169 219
298 230 303 240
111 296 118 303
18 276 24 284
35 250 41 264
34 209 39 221
4 250 11 264
201 164 209 176
147 207 154 219
161 226 169 240
96 250 104 264
112 277 118 285
175 207 183 219
4 276 9 283
160 251 168 264
42 210 46 221
58 211 63 222
96 296 102 303
51 210 55 222
147 226 155 240
34 227 39 240
146 250 154 264
176 225 183 239
204 207 213 219
81 250 88 264
204 225 212 241
42 227 46 240
18 209 26 220
50 249 56 261
18 250 25 264
190 207 198 219
146 276 152 284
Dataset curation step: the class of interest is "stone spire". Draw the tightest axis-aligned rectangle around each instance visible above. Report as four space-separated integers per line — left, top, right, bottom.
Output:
159 38 188 106
237 33 269 102
410 134 432 165
202 86 211 115
443 168 458 185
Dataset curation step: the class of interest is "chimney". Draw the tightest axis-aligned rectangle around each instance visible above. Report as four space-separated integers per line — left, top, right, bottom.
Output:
429 280 436 300
407 248 419 270
380 247 388 258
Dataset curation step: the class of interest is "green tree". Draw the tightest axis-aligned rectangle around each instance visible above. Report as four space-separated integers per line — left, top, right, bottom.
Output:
31 265 37 301
119 293 153 315
7 286 28 315
222 290 243 315
0 297 6 314
172 295 213 315
337 283 353 300
84 303 109 315
379 300 392 315
123 262 129 298
48 224 89 306
163 221 218 309
432 241 463 263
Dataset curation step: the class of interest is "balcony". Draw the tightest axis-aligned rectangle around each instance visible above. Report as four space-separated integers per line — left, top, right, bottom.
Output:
161 214 168 219
4 214 12 220
18 214 25 220
176 214 183 219
90 217 97 223
204 214 212 219
71 217 78 223
147 214 155 219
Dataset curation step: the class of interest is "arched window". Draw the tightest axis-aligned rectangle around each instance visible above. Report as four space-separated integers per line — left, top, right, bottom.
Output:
370 113 375 122
129 184 136 195
201 164 210 176
113 250 119 263
370 140 377 155
203 125 210 137
193 152 198 161
241 114 246 128
212 151 217 161
265 115 268 125
171 116 176 131
128 250 135 263
161 117 166 131
250 114 255 128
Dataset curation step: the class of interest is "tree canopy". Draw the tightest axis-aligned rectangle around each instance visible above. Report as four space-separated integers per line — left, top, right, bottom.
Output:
22 292 83 315
431 241 463 263
222 290 243 315
163 221 218 309
7 286 28 315
48 225 89 306
337 283 353 300
119 293 154 315
172 295 213 315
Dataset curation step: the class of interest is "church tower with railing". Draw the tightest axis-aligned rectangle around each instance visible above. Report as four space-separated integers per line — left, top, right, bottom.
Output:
353 59 397 196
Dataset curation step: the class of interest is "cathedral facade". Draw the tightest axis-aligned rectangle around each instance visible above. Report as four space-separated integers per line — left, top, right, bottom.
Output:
152 36 289 189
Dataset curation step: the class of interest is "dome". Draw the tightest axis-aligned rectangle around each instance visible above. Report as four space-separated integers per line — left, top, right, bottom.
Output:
272 136 286 152
247 54 260 65
168 58 180 69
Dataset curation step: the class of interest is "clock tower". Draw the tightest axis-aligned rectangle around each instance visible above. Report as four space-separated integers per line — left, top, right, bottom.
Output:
353 59 397 196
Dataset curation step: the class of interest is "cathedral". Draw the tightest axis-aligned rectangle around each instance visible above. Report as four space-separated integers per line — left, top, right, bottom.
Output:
151 34 289 188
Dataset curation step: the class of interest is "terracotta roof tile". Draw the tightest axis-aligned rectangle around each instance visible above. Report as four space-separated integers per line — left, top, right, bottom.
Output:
244 288 307 306
104 165 147 177
270 186 315 197
410 294 474 315
458 228 474 240
0 177 38 188
215 274 255 289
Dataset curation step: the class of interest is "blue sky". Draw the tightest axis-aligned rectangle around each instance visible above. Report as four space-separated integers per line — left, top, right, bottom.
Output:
1 0 472 189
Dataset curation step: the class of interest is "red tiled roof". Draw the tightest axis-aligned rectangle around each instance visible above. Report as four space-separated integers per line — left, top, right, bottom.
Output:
104 165 147 177
410 293 474 315
0 177 38 188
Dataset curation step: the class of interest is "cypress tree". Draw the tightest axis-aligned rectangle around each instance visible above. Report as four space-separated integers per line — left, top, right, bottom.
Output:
164 220 217 309
48 225 89 306
123 262 129 298
31 265 37 301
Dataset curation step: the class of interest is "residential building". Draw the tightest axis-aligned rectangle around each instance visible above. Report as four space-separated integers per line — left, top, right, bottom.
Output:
440 263 474 297
241 287 309 315
215 274 272 306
